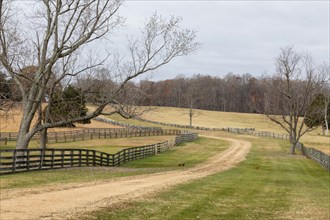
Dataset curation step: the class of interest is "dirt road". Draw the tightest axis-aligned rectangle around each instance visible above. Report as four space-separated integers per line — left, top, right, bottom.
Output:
0 137 251 220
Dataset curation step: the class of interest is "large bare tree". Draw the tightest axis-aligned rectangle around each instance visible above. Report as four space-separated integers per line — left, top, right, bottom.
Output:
263 46 329 154
0 0 199 149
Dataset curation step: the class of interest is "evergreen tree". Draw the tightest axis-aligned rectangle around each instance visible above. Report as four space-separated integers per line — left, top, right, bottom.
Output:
305 94 330 131
0 72 11 100
45 85 90 127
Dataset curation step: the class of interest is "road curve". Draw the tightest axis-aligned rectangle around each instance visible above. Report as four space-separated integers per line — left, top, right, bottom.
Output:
0 136 251 220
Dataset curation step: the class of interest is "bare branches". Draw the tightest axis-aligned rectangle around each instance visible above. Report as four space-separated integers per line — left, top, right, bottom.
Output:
263 46 328 154
0 1 199 149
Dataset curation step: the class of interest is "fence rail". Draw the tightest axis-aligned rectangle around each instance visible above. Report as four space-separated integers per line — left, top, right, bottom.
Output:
0 128 183 145
0 133 198 175
137 117 329 172
296 143 330 171
93 117 162 130
223 127 290 140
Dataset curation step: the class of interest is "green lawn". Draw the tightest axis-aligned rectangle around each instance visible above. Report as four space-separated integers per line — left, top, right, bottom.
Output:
123 137 228 168
0 137 228 190
80 134 330 220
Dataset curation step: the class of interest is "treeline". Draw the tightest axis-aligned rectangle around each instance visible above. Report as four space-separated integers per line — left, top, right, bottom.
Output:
136 73 267 113
1 70 327 115
70 72 266 113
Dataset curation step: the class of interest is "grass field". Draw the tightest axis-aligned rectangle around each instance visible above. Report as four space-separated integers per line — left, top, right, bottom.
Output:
0 106 122 132
79 132 330 220
0 137 228 190
106 107 329 155
1 132 329 219
1 105 329 154
1 106 328 219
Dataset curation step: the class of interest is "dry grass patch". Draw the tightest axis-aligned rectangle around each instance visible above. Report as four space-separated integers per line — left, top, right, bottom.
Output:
0 105 122 132
140 107 328 154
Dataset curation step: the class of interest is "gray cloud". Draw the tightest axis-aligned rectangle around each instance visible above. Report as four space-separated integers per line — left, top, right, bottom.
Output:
115 1 329 81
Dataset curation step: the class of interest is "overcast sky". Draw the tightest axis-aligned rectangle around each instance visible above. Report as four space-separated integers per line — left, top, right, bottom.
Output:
114 0 329 81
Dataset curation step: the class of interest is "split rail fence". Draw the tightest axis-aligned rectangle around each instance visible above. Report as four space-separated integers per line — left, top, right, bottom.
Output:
0 133 198 175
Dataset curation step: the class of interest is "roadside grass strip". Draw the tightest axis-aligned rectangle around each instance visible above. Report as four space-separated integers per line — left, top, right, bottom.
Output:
0 137 227 190
81 136 330 220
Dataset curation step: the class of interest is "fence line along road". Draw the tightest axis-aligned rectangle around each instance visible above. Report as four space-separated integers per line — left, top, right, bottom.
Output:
0 133 198 175
136 117 330 172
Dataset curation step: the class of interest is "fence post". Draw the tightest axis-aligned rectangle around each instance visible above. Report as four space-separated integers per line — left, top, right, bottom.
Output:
79 150 82 166
61 150 64 168
39 149 44 170
12 150 17 173
123 149 127 163
86 151 90 166
26 150 30 171
112 154 115 166
51 149 55 169
93 151 96 166
70 150 74 167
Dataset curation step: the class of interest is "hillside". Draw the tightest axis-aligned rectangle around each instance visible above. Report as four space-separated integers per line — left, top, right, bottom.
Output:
1 105 328 154
0 106 122 133
106 106 329 155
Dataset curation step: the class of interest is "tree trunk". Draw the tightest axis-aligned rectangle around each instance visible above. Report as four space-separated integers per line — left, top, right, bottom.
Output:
325 98 329 136
189 108 193 127
290 143 296 155
16 118 34 150
16 132 31 150
289 132 298 155
39 128 48 149
189 114 192 127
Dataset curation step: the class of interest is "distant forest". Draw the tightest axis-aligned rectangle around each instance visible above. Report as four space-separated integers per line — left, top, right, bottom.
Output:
134 73 274 113
2 70 328 115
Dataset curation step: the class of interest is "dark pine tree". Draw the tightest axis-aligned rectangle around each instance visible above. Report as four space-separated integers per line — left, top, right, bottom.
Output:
45 85 91 127
305 93 330 132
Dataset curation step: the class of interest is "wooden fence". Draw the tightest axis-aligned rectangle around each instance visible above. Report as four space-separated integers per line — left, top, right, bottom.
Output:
136 117 290 140
0 128 183 145
296 143 330 171
223 128 329 171
0 133 198 175
93 117 161 130
223 128 290 140
136 117 329 171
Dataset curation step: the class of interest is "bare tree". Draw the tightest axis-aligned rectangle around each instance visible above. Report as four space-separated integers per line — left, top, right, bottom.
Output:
0 1 199 149
321 86 330 136
324 96 329 136
263 46 329 154
184 78 201 127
